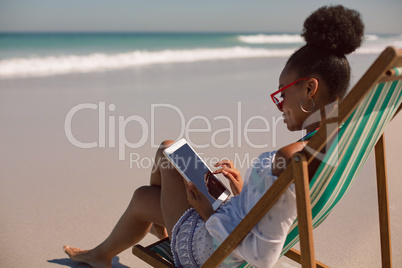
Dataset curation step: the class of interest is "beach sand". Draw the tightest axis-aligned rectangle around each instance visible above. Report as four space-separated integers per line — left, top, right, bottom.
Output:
0 55 401 267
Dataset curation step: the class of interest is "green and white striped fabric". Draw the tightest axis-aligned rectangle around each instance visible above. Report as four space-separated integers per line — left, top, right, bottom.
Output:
150 78 402 267
281 77 402 256
391 67 402 76
151 239 174 264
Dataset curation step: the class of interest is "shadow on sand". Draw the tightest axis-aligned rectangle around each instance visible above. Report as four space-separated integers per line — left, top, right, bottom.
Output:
47 256 130 268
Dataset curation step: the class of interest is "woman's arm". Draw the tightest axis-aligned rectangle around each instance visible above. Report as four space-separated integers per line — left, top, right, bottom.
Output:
213 160 243 195
272 141 305 177
184 158 243 221
273 140 322 180
184 180 215 221
205 171 298 268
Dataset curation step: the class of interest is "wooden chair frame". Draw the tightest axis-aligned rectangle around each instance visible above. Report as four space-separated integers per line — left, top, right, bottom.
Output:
133 238 175 268
133 47 402 268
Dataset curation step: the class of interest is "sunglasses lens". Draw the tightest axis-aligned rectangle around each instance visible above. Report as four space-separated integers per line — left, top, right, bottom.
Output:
273 96 283 111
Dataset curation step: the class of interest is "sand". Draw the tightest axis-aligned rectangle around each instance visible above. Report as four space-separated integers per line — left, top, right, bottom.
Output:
0 55 401 267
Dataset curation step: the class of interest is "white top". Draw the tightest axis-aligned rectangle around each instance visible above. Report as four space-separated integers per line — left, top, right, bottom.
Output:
205 151 297 267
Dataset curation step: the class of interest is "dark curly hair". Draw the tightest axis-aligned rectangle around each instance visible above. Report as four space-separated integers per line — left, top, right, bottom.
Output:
286 5 365 102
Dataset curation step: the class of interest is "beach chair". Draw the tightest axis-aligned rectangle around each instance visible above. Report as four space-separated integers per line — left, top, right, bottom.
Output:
132 46 402 267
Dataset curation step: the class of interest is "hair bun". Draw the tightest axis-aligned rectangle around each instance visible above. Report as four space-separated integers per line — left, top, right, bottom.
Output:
302 5 365 55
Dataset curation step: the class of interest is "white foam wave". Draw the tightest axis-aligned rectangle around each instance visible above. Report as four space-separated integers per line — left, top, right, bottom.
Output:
357 38 402 54
365 34 379 41
0 47 295 79
2 37 401 79
238 34 303 44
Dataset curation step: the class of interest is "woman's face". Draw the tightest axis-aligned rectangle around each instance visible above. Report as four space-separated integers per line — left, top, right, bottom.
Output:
278 66 311 131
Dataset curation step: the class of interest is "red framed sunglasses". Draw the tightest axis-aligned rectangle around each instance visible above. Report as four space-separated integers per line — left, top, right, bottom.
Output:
270 77 310 111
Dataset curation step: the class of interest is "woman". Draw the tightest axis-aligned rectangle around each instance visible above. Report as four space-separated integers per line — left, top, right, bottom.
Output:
64 5 364 268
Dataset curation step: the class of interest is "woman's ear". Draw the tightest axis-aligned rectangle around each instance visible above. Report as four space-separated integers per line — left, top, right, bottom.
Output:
306 78 319 97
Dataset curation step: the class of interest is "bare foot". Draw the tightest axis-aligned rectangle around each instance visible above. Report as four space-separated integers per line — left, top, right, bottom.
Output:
63 245 112 268
149 223 168 239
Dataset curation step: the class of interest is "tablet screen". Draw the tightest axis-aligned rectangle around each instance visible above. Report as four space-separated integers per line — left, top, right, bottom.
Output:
168 143 227 203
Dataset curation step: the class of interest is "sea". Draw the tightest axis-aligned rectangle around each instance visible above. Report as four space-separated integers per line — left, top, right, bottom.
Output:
0 32 401 79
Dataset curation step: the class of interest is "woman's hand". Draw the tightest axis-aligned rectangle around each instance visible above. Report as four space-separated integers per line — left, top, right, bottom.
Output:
184 180 214 222
213 160 243 196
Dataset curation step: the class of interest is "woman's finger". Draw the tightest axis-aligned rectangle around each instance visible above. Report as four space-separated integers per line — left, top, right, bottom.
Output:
214 160 233 168
222 170 236 182
213 168 237 183
213 167 240 178
184 181 196 200
188 181 204 199
188 181 198 194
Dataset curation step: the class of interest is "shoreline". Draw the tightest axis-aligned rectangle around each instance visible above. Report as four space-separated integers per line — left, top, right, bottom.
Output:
1 54 401 267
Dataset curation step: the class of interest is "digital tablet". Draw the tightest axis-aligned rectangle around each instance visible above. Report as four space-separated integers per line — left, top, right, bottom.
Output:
163 139 230 210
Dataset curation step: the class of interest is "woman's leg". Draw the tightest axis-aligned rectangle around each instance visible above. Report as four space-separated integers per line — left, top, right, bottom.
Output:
148 140 174 239
64 140 191 267
64 185 165 267
149 140 193 237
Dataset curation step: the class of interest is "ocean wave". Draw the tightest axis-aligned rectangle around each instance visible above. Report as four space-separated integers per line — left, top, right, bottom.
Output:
1 39 401 79
0 47 296 79
358 38 402 54
238 34 386 44
365 34 379 41
238 34 304 44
